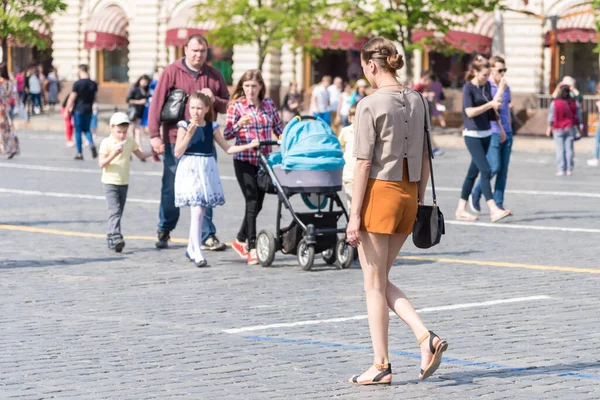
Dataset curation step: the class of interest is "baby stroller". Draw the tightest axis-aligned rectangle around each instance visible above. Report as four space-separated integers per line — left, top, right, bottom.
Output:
256 115 357 271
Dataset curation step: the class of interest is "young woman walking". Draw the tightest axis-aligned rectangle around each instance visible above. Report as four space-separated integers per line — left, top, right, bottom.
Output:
346 37 447 386
455 56 511 223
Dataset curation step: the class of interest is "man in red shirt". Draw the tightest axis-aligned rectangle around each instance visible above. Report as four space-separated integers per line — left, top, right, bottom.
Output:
149 34 230 251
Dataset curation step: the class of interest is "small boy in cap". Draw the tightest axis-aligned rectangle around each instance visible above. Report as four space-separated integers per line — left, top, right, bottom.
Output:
99 112 153 252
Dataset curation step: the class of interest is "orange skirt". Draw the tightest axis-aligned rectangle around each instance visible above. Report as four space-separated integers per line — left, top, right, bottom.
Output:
360 162 418 235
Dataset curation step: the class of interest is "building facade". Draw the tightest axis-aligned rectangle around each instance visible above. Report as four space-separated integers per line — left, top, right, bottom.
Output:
7 0 598 105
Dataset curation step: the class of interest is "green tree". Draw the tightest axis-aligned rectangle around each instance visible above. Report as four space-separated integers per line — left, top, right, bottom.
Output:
195 0 329 73
340 0 501 79
0 0 67 64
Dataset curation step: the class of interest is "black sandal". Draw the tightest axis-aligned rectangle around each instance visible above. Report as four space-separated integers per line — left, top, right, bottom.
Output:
418 330 448 380
349 363 392 385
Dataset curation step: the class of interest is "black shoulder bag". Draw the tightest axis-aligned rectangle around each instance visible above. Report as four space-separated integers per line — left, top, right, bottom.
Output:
412 92 445 249
160 89 188 123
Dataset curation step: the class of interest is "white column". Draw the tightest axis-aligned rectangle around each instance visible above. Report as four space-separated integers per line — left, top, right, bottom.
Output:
543 46 551 94
232 44 259 82
127 0 160 82
51 0 84 81
502 11 544 93
280 43 296 88
492 10 505 57
412 49 422 85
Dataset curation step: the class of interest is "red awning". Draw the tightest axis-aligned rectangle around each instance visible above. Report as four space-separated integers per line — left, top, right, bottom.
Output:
545 5 597 44
84 6 129 50
312 19 369 51
313 29 368 51
166 8 216 47
413 12 495 54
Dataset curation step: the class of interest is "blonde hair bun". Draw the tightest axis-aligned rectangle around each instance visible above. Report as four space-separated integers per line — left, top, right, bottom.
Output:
387 54 404 71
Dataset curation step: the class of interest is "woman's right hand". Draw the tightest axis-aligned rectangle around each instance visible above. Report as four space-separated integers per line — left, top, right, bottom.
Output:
346 215 362 248
238 114 253 127
490 98 503 111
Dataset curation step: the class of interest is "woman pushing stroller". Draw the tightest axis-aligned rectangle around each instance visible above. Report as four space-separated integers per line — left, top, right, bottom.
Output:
224 70 283 265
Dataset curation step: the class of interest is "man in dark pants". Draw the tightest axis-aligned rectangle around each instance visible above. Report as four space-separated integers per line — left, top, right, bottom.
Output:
148 34 230 250
66 64 98 160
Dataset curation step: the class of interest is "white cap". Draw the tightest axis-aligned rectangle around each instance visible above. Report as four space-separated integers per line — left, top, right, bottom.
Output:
110 112 130 126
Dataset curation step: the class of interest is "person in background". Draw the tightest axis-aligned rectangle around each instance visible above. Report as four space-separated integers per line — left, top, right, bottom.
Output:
145 66 164 162
38 65 47 110
350 79 368 105
27 65 42 115
547 85 580 176
148 33 230 251
470 56 513 213
338 104 357 210
328 77 343 129
336 83 354 128
455 56 510 223
413 71 446 156
126 74 151 159
46 69 60 112
66 64 98 160
309 75 331 124
0 63 19 159
281 80 302 126
61 95 74 147
14 68 25 107
587 83 600 167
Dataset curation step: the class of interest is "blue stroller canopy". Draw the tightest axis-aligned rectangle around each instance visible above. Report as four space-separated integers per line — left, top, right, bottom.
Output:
280 116 345 171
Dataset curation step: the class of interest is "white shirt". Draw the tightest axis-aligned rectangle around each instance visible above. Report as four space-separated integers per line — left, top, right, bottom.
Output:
28 75 41 94
327 85 342 112
310 85 329 114
339 124 355 182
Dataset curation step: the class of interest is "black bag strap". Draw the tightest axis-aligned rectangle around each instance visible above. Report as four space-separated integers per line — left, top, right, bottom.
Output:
415 90 437 205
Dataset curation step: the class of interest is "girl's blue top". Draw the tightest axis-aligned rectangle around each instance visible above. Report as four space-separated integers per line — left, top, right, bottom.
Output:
177 120 215 156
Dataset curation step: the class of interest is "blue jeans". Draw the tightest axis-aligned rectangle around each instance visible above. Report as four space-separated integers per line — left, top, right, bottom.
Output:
594 123 600 159
74 112 95 154
553 127 575 172
159 144 216 243
472 132 513 209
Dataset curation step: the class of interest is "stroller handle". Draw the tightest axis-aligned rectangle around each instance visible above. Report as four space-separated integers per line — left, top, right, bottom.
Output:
259 140 280 147
295 115 317 122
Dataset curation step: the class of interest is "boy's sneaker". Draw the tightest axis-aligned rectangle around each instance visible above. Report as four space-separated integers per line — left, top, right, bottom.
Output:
587 158 599 167
432 148 445 157
247 249 259 265
114 238 125 253
201 235 226 251
468 195 481 215
107 237 115 250
155 230 170 249
232 238 249 259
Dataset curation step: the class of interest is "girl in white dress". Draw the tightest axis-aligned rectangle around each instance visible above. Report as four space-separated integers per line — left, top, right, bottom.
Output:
174 92 259 267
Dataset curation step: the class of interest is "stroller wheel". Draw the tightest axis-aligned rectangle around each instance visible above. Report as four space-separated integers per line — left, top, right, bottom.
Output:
297 239 315 271
257 230 277 267
322 247 336 265
336 239 355 269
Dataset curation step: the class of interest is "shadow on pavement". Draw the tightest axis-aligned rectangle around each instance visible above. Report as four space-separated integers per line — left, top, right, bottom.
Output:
436 360 600 385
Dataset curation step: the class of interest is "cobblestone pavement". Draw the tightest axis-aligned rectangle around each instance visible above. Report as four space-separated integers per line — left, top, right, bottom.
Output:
1 130 600 399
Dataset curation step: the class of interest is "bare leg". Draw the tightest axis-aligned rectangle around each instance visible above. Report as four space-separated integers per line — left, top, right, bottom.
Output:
351 231 392 383
134 124 143 149
385 233 443 372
